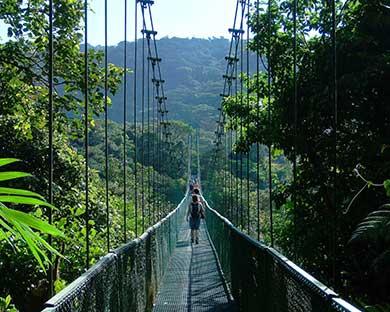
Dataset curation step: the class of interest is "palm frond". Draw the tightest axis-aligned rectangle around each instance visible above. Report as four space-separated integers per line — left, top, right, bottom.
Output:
349 206 390 245
0 158 65 271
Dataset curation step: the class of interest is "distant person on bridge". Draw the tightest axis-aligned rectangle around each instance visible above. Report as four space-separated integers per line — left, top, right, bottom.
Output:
193 180 200 190
186 194 204 244
192 188 205 207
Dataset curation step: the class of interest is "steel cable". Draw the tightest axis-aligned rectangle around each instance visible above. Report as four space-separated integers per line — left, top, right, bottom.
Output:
292 0 298 260
48 0 54 296
267 0 274 247
239 1 245 229
141 20 146 233
147 41 151 226
246 0 251 234
133 0 138 237
255 0 261 241
104 0 110 252
83 0 90 269
331 0 338 287
123 0 128 242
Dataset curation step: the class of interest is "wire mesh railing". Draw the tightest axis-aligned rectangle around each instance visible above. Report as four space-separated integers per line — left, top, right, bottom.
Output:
204 198 362 312
41 194 188 312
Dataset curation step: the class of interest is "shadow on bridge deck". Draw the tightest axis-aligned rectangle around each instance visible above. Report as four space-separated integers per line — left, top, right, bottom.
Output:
153 220 237 312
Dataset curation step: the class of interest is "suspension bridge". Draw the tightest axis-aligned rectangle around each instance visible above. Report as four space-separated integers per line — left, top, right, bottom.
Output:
4 0 369 310
40 171 361 312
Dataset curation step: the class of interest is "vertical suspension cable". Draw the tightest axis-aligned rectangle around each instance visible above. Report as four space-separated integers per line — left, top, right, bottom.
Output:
331 0 338 286
235 61 239 226
157 98 161 216
104 0 110 252
235 71 239 225
246 0 251 234
188 134 192 184
48 0 54 296
229 129 233 219
147 45 151 226
83 0 90 269
123 0 128 243
223 124 227 213
267 0 274 247
292 0 298 259
225 126 230 219
133 0 138 237
141 23 146 232
157 101 161 216
155 81 160 219
225 128 227 216
197 129 201 184
152 76 157 222
240 6 244 230
255 0 261 241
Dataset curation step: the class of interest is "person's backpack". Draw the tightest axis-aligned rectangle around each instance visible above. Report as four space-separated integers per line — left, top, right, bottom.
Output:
191 202 200 219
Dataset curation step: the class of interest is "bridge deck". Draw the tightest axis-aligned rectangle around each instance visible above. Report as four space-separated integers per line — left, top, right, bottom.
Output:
153 219 236 312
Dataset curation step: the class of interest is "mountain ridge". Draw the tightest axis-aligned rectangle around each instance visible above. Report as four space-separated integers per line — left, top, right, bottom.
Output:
95 37 259 132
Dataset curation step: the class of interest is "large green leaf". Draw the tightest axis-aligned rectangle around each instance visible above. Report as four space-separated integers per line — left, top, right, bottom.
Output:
0 158 19 167
0 206 64 237
0 195 55 210
349 208 390 244
0 171 32 182
0 215 18 237
0 187 44 199
33 230 64 258
0 159 64 270
12 220 46 269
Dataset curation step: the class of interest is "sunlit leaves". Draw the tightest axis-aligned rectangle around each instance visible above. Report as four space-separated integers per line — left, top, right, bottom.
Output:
0 294 17 312
0 159 64 270
384 180 390 197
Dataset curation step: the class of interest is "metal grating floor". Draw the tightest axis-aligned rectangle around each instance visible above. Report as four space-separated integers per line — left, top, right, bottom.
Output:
153 220 237 312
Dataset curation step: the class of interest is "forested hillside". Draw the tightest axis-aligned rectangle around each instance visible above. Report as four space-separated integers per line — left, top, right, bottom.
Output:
99 37 259 132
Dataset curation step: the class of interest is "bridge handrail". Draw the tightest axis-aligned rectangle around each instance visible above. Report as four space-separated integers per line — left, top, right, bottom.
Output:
41 193 189 312
203 197 362 312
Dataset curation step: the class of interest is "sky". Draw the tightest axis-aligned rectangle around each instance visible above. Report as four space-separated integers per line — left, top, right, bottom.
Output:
0 0 238 45
87 0 237 45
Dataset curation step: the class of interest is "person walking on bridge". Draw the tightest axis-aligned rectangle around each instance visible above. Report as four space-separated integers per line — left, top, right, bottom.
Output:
192 188 205 207
186 195 204 244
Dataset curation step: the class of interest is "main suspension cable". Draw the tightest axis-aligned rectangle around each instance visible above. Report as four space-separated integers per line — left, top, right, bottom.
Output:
214 0 247 222
139 0 172 219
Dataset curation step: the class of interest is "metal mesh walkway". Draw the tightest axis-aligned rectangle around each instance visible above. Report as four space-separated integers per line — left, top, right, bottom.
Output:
152 219 236 312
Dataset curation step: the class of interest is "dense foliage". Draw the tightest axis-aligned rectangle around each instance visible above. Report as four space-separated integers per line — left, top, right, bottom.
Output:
205 0 390 308
0 1 190 311
1 0 389 310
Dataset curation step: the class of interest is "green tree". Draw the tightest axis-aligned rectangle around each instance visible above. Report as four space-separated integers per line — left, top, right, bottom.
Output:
0 0 122 310
221 0 390 306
